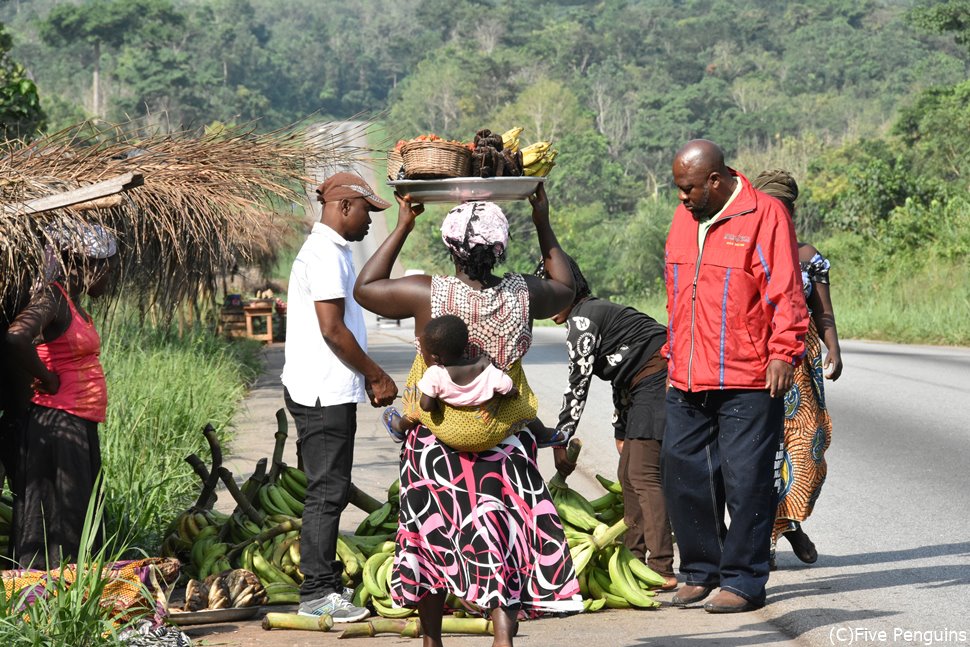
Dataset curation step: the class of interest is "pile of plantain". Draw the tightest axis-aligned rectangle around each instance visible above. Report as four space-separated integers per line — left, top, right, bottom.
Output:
162 412 669 630
173 568 267 613
470 127 523 177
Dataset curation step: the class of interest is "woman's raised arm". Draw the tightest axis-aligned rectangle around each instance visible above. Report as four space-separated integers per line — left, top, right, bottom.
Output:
524 184 574 319
354 193 432 320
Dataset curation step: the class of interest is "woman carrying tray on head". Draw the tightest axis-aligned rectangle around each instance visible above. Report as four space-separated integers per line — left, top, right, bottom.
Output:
354 185 582 647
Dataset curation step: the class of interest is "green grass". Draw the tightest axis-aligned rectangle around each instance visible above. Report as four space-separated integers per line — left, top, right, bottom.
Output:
826 248 970 346
0 481 150 646
96 311 262 553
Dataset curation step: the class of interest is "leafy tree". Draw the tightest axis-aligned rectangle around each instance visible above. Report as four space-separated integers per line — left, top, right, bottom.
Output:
910 0 970 52
1 23 45 140
184 0 275 123
547 128 636 213
804 139 940 235
387 44 512 140
614 195 675 301
38 0 186 120
893 79 970 183
490 78 590 143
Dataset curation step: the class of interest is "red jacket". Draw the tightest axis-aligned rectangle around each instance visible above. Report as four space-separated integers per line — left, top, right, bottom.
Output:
661 170 807 392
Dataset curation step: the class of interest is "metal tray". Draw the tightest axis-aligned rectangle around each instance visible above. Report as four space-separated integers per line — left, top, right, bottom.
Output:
168 606 259 626
387 176 545 203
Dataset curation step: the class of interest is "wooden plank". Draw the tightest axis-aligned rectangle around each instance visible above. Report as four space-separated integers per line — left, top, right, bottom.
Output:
71 195 124 212
2 172 144 216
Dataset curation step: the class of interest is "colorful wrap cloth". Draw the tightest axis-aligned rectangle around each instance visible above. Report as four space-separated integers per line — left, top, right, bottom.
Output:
440 201 509 261
775 317 832 542
392 424 583 614
2 557 181 625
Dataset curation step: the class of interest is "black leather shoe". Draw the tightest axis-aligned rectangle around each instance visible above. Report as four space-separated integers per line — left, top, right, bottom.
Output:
704 590 764 613
671 584 715 606
784 525 818 564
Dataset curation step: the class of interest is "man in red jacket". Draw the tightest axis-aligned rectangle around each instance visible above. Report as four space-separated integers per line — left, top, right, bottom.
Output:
661 140 807 613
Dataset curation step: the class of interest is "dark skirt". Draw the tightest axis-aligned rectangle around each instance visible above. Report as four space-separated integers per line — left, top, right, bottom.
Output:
391 425 582 614
14 404 102 569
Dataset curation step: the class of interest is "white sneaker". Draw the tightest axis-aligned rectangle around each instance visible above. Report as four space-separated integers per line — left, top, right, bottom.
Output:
298 591 370 622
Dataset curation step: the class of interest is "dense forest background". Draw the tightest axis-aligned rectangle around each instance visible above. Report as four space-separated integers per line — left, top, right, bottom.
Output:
3 0 970 342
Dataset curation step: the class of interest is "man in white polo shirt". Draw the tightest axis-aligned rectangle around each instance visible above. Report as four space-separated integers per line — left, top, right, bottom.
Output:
281 171 399 621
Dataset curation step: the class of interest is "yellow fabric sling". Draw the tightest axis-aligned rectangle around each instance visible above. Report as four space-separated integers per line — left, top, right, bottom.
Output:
401 353 537 452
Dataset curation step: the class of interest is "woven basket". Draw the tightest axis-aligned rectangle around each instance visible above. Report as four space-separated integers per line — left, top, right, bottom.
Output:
400 140 471 179
387 149 404 180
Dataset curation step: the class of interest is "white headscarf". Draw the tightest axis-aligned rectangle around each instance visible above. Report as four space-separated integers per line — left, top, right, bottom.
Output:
439 201 509 261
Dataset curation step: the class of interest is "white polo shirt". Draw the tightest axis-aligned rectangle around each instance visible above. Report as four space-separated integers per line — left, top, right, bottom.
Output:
280 222 367 407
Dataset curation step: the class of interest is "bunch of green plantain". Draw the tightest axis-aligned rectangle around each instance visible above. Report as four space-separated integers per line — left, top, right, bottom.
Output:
353 478 400 537
159 509 232 578
254 465 307 518
550 469 670 612
338 478 404 615
344 536 411 618
237 519 303 604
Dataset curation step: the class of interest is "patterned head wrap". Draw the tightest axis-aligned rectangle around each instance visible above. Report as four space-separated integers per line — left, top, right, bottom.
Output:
440 201 509 262
42 222 118 282
752 169 799 206
47 222 118 259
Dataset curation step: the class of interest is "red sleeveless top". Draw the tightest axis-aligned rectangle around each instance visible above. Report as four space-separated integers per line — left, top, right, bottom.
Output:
31 283 108 422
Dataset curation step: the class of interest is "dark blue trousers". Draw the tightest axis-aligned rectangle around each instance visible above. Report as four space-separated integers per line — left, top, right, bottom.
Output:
661 387 783 604
284 389 356 602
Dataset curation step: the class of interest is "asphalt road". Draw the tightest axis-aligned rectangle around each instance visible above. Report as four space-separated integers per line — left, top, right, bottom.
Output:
522 328 970 647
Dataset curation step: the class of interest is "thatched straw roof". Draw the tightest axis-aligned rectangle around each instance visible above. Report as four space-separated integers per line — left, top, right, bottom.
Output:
1 119 373 321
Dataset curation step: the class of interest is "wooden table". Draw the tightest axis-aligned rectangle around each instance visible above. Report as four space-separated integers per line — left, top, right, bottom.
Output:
243 302 274 343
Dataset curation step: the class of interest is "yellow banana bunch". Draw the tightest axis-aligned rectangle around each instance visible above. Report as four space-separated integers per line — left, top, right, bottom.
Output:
524 158 556 177
521 141 552 167
500 126 523 153
521 141 557 177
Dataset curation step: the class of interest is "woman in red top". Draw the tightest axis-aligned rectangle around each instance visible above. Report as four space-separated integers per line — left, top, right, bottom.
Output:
5 222 118 569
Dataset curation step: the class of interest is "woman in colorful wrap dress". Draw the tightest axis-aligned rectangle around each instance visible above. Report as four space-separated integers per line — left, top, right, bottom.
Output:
752 170 844 569
354 185 582 647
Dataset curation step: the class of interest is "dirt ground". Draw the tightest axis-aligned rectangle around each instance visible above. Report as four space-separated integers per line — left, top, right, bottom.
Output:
179 596 799 647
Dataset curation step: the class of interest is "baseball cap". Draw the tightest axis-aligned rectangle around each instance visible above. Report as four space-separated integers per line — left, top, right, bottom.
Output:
315 172 391 211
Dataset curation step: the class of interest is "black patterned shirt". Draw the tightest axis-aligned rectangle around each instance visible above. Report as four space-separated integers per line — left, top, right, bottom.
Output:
555 298 666 443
